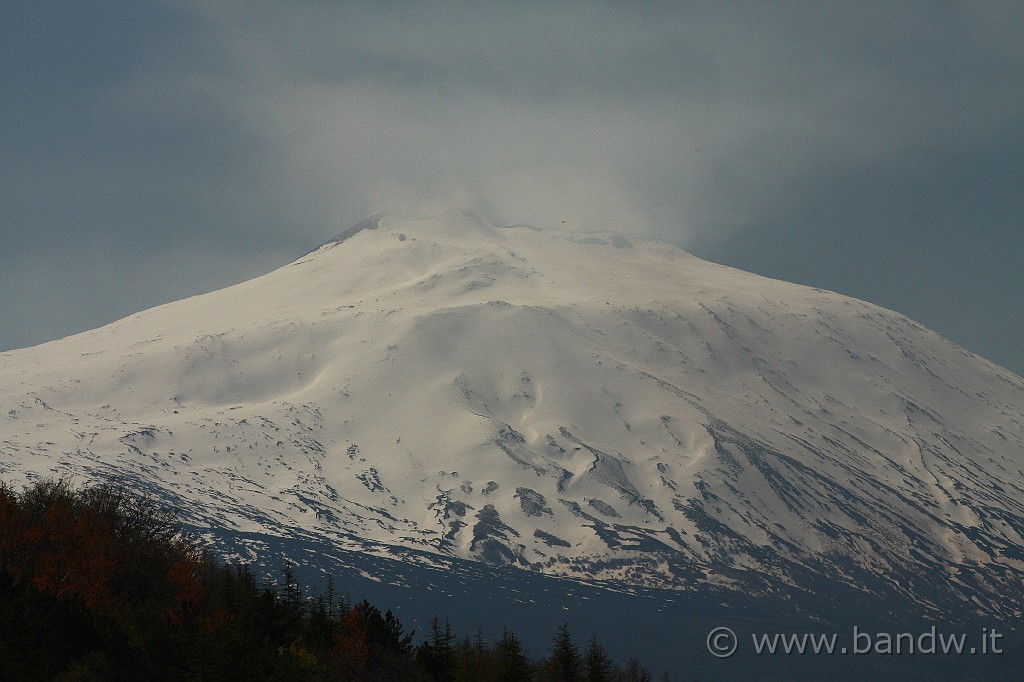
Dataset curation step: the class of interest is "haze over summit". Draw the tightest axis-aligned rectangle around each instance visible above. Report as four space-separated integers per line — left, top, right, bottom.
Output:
1 3 1022 375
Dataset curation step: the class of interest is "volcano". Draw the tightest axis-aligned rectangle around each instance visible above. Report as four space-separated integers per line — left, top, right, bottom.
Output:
3 210 1023 623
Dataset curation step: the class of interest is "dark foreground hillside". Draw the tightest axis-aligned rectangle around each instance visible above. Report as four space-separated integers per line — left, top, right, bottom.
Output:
0 479 663 681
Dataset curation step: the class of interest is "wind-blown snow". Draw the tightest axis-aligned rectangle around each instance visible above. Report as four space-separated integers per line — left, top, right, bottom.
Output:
3 211 1023 617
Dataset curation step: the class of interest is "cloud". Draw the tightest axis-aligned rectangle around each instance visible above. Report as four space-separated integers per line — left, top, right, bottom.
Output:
161 1 691 236
1 1 1021 370
164 1 1022 242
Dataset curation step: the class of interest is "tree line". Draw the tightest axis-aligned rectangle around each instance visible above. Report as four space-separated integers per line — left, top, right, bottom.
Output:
0 478 676 681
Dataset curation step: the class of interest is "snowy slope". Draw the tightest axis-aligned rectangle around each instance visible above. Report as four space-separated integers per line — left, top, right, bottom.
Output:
3 211 1023 617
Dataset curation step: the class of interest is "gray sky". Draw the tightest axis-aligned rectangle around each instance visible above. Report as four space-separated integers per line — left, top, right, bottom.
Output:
2 1 1022 375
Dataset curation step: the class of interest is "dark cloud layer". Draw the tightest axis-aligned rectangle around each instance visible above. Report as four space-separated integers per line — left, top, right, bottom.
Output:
2 1 1021 374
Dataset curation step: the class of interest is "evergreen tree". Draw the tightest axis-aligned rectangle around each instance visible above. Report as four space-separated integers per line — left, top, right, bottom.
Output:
416 614 455 681
453 634 482 682
622 657 652 682
282 562 304 615
545 621 581 682
583 635 613 682
496 628 532 682
325 573 337 617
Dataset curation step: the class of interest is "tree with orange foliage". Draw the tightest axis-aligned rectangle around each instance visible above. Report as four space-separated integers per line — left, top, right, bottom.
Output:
331 603 370 680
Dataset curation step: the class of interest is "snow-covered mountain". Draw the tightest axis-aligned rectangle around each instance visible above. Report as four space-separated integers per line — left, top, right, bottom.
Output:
3 211 1023 619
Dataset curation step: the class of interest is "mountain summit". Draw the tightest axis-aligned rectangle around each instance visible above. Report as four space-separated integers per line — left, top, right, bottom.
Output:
3 211 1023 618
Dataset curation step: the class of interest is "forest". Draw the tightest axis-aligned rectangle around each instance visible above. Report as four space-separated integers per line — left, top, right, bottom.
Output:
0 478 675 681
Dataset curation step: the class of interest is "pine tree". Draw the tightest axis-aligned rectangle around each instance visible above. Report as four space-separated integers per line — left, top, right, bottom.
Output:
282 562 304 615
325 573 337 618
416 614 455 681
623 657 652 682
496 628 531 682
583 635 613 682
547 621 581 682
